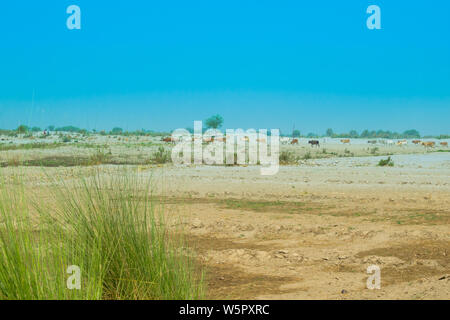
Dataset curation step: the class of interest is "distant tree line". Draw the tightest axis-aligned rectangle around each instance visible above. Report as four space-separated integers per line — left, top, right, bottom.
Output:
0 125 169 137
289 128 428 139
323 128 422 139
0 123 449 140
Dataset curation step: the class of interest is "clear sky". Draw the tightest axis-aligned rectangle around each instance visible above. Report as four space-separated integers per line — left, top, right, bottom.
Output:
1 1 449 135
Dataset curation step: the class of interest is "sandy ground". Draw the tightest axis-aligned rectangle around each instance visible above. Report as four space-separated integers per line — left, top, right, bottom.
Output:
144 154 450 300
1 135 449 299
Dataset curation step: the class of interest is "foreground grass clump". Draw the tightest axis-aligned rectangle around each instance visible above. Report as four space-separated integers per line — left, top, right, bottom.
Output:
0 170 203 300
152 146 171 164
279 151 299 164
88 148 112 165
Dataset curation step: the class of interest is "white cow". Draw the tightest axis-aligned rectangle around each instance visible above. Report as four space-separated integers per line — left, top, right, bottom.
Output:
280 137 291 145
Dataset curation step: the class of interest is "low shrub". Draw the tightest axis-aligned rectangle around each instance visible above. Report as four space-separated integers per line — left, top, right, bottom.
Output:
378 156 394 167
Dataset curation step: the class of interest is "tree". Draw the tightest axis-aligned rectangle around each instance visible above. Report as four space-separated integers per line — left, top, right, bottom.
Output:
403 129 420 138
47 125 55 131
292 130 301 138
111 127 123 135
55 126 81 133
17 125 29 133
360 129 370 138
349 130 359 138
325 128 334 137
205 114 224 129
31 127 41 132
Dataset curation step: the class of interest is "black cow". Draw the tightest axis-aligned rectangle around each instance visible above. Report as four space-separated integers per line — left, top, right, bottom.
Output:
308 140 320 147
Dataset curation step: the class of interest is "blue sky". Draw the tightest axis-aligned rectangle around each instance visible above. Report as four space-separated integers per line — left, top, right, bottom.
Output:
0 1 449 134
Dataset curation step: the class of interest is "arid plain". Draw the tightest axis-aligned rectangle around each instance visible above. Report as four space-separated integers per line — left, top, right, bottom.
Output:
1 133 449 299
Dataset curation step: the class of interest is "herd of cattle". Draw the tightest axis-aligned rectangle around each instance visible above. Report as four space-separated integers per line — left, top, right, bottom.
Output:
162 136 448 148
365 139 448 148
288 138 447 148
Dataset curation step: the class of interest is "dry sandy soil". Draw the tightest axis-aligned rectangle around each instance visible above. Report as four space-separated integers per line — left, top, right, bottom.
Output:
146 154 450 300
1 135 449 299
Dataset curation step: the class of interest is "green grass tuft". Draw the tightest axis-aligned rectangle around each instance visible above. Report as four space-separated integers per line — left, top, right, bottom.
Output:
377 156 394 167
0 169 203 300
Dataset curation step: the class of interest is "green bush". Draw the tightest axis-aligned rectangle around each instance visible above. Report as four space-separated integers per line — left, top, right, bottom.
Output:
279 151 299 164
378 156 394 167
302 152 312 160
88 148 111 165
152 146 171 164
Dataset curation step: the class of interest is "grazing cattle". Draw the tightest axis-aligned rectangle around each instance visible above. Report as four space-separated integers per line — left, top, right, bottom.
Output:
340 139 350 144
162 137 173 143
290 139 299 145
191 136 204 143
440 142 448 147
203 137 214 143
215 137 226 143
368 140 377 144
422 141 435 147
412 140 421 145
308 140 320 147
397 140 407 146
